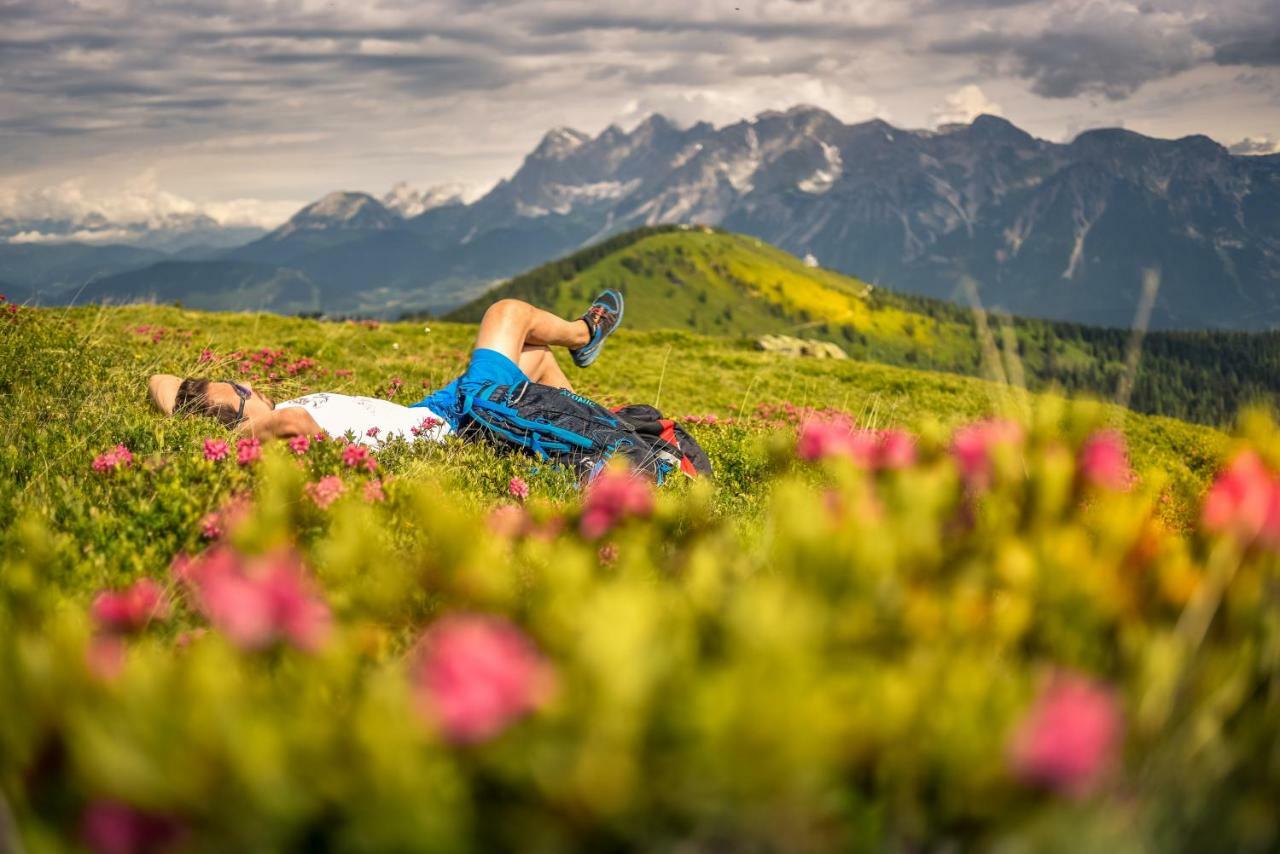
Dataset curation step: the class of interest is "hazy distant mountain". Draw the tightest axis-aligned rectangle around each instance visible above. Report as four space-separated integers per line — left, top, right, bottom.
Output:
17 108 1280 326
78 260 323 314
0 242 167 300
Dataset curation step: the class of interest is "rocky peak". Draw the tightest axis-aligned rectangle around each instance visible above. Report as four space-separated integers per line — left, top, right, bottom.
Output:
276 192 399 236
532 127 590 160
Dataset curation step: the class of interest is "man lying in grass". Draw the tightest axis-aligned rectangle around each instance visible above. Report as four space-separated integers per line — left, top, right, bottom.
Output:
150 290 628 452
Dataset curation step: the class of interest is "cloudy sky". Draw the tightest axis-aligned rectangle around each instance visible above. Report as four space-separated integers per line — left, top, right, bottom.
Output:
2 0 1277 229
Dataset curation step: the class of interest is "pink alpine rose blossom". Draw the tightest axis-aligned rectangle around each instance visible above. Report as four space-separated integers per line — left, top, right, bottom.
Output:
198 348 215 363
508 476 529 502
1009 671 1122 797
366 426 380 438
81 799 185 854
306 475 346 509
797 420 917 469
235 437 261 466
287 434 311 455
91 578 169 633
413 614 555 743
172 546 331 652
1078 431 1134 491
92 444 134 473
580 468 655 539
202 438 229 462
951 419 1024 490
342 443 376 472
1201 451 1280 549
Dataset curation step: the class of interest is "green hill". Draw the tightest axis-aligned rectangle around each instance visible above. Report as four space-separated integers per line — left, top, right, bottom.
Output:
446 227 1280 426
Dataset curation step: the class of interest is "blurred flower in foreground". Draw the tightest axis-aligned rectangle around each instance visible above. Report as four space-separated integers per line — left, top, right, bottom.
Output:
951 419 1024 490
413 614 555 744
92 444 134 474
287 434 310 455
202 438 229 462
508 477 529 502
235 437 261 466
1009 671 1121 798
580 468 654 538
796 419 917 470
82 799 185 854
1201 450 1280 550
91 578 169 634
1078 431 1133 491
363 478 386 503
306 475 346 510
173 546 332 652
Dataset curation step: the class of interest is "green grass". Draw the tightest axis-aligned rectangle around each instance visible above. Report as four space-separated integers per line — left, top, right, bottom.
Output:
4 301 1280 851
0 302 1226 532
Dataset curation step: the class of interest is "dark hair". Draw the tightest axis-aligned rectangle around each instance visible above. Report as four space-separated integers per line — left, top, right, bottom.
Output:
174 378 211 416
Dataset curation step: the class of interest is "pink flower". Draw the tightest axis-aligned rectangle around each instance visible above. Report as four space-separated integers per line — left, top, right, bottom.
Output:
413 614 555 743
198 348 215 363
90 578 169 634
508 476 529 502
345 443 377 472
1202 451 1280 549
363 479 386 503
81 800 185 854
92 444 134 473
235 437 261 466
203 438 229 462
172 546 331 652
411 416 443 437
951 419 1024 490
580 468 655 539
306 475 346 509
287 434 311 455
1078 431 1134 491
1009 671 1122 797
366 426 380 438
796 420 917 470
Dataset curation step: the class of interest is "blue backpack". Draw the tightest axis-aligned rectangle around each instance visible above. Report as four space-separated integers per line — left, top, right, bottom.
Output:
459 380 709 484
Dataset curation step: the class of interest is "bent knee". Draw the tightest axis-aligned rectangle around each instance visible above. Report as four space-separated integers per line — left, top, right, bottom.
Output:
483 299 530 322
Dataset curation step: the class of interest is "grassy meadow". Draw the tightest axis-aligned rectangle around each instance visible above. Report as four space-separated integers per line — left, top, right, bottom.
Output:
2 298 1279 851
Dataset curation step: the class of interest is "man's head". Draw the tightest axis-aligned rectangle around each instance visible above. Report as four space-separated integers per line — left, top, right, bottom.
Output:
148 374 275 427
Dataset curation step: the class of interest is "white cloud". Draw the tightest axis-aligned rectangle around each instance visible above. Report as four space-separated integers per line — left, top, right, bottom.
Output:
9 228 139 244
930 84 1003 127
0 173 299 229
1229 135 1280 155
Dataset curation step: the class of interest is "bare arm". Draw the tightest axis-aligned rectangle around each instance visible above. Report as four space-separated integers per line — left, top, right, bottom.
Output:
148 374 182 415
236 406 321 440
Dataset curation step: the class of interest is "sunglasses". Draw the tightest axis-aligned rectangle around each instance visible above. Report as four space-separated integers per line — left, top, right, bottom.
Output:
221 380 253 426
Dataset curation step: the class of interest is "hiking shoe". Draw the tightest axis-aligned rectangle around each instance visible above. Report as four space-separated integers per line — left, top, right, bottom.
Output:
570 289 624 368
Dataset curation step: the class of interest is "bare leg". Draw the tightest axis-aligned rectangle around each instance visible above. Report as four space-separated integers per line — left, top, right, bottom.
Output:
474 299 589 364
517 345 573 391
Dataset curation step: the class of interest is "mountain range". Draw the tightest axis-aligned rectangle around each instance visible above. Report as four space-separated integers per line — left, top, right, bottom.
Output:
4 107 1278 329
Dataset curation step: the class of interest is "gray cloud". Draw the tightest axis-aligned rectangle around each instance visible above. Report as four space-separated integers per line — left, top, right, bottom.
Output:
0 0 1276 227
934 4 1204 100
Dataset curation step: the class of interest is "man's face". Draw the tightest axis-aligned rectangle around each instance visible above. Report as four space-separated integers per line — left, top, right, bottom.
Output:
204 381 276 426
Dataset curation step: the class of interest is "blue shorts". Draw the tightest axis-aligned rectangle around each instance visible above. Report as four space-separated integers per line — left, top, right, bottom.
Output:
411 348 529 431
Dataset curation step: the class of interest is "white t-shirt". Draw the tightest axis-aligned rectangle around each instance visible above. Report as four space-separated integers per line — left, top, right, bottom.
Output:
274 393 451 447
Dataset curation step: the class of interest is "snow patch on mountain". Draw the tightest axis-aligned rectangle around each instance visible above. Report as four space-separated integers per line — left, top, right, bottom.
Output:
382 182 466 217
798 142 844 194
